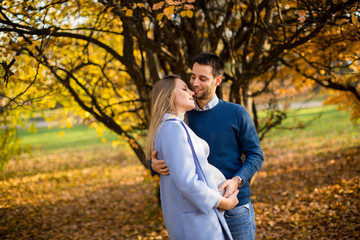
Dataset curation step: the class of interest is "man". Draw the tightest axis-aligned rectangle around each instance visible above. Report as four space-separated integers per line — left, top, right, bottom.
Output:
151 52 264 240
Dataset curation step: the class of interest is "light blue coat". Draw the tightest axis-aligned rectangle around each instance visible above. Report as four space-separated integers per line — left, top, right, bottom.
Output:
154 115 233 240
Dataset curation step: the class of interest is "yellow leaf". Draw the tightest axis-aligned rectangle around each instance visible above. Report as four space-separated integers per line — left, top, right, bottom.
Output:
156 13 164 21
136 3 145 8
320 70 326 75
96 127 103 136
112 140 120 148
163 6 175 19
45 100 56 109
106 7 114 14
180 10 188 17
58 131 64 137
186 10 193 18
101 137 106 143
180 10 193 18
153 1 165 10
66 118 73 128
126 9 133 17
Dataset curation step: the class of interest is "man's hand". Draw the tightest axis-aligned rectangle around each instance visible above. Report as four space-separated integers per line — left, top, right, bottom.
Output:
151 151 170 175
218 177 240 198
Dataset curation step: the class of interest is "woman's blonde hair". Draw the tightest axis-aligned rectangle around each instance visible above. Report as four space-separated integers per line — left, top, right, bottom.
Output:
146 75 181 158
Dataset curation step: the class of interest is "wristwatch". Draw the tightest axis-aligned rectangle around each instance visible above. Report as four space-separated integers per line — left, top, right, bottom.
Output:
234 176 243 188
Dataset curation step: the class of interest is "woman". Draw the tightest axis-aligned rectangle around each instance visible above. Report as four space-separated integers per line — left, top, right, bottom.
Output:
146 75 238 240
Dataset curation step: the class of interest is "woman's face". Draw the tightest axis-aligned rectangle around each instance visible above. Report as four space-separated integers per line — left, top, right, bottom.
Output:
173 78 195 114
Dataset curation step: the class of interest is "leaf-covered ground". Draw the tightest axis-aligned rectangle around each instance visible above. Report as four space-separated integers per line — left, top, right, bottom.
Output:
254 134 360 239
1 133 359 239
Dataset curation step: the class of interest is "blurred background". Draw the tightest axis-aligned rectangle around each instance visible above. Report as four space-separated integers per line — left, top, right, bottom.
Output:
1 0 359 239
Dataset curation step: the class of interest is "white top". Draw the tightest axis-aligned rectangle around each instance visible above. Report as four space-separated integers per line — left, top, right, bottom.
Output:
198 137 226 195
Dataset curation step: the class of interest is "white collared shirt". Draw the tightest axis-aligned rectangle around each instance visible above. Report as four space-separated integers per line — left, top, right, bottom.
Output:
194 95 219 111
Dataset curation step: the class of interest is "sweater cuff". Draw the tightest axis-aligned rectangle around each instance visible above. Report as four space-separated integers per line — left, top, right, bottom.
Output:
148 158 158 176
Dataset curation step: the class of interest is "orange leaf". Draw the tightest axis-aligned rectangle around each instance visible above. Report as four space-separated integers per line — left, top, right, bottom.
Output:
297 10 306 17
184 4 194 9
297 10 306 23
335 18 349 25
166 0 181 5
351 13 358 25
153 1 165 10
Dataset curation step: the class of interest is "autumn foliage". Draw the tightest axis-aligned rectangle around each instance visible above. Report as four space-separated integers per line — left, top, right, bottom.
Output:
1 0 359 168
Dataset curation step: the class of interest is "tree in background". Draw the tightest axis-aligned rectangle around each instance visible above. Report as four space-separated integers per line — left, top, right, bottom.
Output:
1 0 359 167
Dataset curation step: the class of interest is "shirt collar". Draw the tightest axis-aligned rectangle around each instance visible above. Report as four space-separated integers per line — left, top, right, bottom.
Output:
194 95 219 111
163 112 184 121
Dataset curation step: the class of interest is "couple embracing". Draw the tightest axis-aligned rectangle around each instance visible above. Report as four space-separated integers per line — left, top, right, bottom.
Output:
146 52 264 240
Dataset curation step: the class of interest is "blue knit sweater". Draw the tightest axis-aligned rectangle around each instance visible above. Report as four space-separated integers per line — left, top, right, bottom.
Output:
187 100 264 206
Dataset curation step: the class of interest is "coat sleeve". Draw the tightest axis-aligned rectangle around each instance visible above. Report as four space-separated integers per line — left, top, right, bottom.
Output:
158 121 221 214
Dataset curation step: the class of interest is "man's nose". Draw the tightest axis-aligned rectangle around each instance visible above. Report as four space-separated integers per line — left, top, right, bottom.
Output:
192 78 200 86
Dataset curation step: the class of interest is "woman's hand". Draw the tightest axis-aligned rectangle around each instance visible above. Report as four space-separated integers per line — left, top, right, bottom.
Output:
217 189 239 211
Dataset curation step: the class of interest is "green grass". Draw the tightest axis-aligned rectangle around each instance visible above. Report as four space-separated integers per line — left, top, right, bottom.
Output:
262 105 359 140
18 125 120 151
18 105 359 151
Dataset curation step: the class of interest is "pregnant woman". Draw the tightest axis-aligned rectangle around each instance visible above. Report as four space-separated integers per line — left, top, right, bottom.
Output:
146 75 238 240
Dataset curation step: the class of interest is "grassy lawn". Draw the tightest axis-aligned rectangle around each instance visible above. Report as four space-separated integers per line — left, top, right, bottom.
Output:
0 105 359 239
267 105 358 139
18 125 120 151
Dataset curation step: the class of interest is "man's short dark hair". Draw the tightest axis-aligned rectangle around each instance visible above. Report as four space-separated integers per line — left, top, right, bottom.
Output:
192 52 224 77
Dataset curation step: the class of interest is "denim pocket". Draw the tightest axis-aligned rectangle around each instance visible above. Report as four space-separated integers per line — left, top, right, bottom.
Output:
225 204 250 218
224 204 255 240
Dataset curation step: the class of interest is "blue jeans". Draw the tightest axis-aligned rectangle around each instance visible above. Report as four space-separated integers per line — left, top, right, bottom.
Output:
224 202 256 240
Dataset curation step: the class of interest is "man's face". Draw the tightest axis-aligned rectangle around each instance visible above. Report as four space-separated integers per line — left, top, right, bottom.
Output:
190 62 222 101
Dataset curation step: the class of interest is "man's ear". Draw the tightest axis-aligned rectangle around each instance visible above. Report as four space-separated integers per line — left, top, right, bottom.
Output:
215 75 223 86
